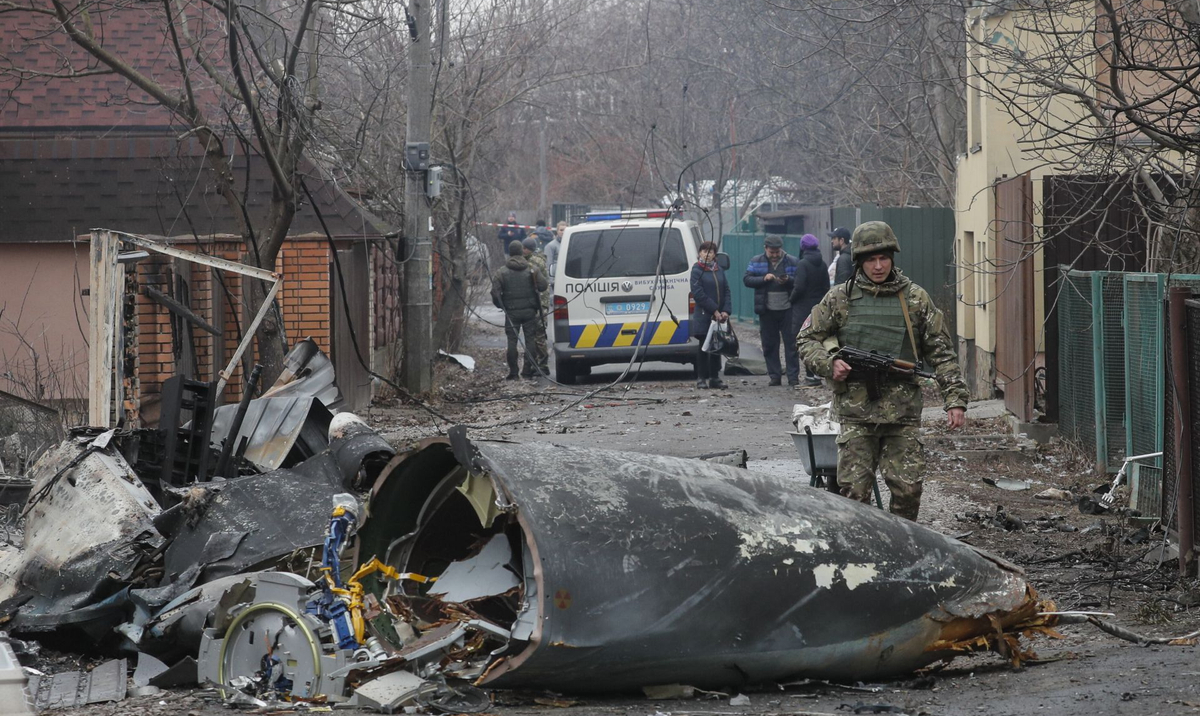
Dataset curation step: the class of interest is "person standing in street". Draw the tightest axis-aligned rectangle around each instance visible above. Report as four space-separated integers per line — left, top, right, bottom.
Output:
544 222 564 279
492 240 548 380
690 241 732 390
828 227 854 285
497 214 525 256
532 219 554 248
797 221 969 521
790 234 829 387
522 237 551 377
744 234 801 386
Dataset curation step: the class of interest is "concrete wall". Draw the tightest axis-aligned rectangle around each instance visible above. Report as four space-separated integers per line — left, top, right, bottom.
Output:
0 243 91 402
954 6 1092 399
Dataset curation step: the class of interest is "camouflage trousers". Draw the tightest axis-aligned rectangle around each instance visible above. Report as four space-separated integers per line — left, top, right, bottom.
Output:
533 311 549 374
504 313 544 377
836 422 925 521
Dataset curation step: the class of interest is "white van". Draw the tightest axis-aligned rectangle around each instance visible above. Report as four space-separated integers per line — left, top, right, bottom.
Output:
551 209 703 383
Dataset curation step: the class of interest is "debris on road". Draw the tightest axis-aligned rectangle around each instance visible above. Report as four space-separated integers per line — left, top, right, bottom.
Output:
350 430 1057 692
25 658 126 710
0 345 1120 712
0 633 33 715
982 476 1031 491
1035 488 1073 501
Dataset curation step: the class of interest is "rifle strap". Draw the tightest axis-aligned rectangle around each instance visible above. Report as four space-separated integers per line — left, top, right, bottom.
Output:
898 288 920 363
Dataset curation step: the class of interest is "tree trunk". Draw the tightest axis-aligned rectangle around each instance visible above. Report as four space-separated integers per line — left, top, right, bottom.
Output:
432 227 468 353
241 273 288 389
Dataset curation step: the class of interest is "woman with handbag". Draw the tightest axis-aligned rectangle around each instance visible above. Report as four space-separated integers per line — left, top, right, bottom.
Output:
690 241 733 389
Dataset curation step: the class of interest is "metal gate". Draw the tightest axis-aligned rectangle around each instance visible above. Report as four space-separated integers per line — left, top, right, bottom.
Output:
994 174 1036 422
331 243 372 412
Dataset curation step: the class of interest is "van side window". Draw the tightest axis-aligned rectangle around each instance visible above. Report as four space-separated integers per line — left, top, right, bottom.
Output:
691 227 702 249
563 228 688 278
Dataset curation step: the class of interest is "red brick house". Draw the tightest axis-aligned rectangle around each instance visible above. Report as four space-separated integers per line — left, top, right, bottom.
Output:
0 13 400 416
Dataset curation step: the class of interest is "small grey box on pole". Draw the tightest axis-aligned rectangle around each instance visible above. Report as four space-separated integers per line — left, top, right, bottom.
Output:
401 0 433 394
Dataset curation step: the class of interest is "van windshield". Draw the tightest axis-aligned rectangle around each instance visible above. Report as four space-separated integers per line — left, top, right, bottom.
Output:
563 227 689 278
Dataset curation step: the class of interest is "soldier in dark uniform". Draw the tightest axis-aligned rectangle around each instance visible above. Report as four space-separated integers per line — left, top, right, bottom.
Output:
797 221 969 521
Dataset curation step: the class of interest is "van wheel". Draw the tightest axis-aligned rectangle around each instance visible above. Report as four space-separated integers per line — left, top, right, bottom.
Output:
555 359 578 384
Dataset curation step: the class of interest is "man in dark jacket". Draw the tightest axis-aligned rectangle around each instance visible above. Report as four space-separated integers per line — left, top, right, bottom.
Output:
828 227 854 285
743 234 802 386
492 240 548 379
496 214 526 256
790 234 830 386
532 219 555 248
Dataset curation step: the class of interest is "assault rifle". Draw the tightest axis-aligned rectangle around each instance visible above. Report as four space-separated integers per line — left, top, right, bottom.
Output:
833 346 935 400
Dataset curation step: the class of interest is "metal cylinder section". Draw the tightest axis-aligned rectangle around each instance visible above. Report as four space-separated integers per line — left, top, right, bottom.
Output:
359 430 1042 692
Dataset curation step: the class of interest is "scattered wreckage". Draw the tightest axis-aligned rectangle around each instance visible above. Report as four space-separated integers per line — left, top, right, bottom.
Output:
2 363 1067 713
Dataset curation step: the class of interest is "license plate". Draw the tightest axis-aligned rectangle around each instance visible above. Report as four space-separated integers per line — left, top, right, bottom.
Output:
605 301 650 316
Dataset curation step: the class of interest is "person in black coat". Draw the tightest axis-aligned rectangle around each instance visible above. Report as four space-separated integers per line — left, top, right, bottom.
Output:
790 234 829 386
828 227 854 284
690 241 732 389
496 214 526 255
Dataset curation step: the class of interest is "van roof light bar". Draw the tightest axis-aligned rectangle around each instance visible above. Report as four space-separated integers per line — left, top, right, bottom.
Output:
583 208 680 222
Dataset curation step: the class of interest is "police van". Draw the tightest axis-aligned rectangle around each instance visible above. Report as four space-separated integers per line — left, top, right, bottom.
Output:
551 208 703 383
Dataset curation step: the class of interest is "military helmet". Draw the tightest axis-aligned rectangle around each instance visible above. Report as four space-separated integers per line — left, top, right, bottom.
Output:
850 221 900 259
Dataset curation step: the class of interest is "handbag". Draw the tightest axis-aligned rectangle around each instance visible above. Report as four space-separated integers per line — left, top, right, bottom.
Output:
707 320 740 358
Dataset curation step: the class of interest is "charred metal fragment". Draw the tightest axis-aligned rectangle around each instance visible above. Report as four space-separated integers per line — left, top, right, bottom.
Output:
328 414 396 491
358 430 1052 692
157 451 351 588
0 435 164 639
26 658 126 709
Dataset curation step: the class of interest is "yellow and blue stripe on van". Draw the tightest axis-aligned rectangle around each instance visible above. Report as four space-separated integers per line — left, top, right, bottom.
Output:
569 320 690 348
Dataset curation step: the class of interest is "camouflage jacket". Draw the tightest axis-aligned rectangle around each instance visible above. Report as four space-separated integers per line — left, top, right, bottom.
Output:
797 268 969 425
526 252 551 310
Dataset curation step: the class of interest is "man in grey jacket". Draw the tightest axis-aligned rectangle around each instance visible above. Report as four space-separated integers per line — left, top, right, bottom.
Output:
492 240 549 379
544 221 564 279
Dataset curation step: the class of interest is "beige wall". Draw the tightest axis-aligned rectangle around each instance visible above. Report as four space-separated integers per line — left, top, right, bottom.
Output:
0 243 91 402
955 6 1094 390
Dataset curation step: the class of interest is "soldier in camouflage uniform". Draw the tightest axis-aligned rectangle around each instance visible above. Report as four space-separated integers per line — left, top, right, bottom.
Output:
522 237 551 377
797 221 969 521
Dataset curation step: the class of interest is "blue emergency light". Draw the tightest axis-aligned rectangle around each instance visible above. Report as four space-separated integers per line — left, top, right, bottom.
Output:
584 209 679 222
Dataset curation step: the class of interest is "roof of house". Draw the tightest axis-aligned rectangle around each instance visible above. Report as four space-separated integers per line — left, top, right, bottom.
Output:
0 12 221 131
0 10 389 243
0 136 390 243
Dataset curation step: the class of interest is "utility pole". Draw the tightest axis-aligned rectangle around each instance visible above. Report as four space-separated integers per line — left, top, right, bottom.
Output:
538 120 548 220
401 0 433 394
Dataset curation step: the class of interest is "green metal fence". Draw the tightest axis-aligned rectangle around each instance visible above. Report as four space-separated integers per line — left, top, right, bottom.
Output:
722 205 956 327
1057 270 1099 462
719 233 806 323
1124 274 1165 516
1060 269 1200 506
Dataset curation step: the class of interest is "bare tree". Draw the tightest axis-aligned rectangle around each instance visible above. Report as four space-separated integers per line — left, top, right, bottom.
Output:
0 0 370 380
970 0 1200 272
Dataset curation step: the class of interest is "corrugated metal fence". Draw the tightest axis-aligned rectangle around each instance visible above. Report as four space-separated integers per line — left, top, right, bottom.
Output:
721 206 956 330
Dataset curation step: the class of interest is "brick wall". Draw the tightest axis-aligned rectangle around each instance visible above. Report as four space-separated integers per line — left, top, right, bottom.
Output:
133 238 332 414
